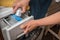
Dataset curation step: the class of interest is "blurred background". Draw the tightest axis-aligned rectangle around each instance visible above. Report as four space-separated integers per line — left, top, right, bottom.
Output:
0 0 15 7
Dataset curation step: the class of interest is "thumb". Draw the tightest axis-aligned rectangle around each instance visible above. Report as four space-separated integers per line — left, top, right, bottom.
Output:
21 6 26 13
13 5 18 13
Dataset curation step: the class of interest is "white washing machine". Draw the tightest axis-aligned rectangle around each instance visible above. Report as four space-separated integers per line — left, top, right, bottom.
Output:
0 7 34 40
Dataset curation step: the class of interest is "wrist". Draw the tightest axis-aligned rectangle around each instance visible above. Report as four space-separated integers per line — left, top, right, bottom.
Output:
35 20 41 26
36 19 43 26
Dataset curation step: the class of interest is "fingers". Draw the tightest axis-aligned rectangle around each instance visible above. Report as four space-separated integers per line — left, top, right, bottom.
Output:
13 1 21 13
13 3 16 9
24 27 29 34
13 0 19 10
21 24 32 34
13 5 26 13
20 22 31 34
28 25 36 32
24 25 35 34
20 24 27 29
20 21 30 29
13 1 26 13
13 5 19 13
21 6 26 13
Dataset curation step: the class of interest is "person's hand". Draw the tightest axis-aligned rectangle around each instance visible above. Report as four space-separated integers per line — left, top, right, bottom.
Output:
20 20 40 34
13 0 30 13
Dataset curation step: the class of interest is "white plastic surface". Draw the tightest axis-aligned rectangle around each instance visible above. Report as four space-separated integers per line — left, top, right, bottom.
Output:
15 9 21 16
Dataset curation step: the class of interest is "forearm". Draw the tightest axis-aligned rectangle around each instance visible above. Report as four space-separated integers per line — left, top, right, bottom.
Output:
37 12 60 26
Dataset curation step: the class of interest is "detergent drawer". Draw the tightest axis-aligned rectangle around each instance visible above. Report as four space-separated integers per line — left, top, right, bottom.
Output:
0 10 34 40
0 7 34 40
0 15 33 40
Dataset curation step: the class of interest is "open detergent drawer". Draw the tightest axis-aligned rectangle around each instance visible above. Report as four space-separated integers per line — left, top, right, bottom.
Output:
0 7 34 40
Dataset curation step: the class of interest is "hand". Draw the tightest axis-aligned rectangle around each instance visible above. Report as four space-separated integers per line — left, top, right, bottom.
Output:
13 0 30 13
20 20 40 34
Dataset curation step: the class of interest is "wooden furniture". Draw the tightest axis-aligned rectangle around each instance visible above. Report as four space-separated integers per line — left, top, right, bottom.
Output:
45 0 60 40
